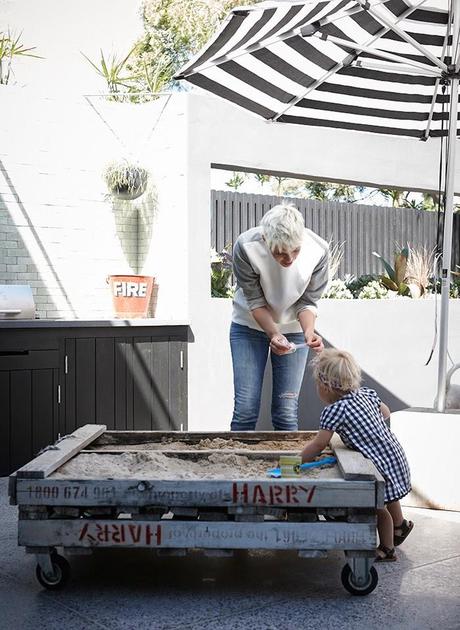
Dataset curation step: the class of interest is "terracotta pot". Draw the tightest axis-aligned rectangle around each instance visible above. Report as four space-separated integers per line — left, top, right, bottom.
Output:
107 275 156 319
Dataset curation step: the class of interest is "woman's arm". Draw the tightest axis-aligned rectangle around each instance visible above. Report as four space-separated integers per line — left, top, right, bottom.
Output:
300 429 334 462
251 306 292 354
297 309 323 353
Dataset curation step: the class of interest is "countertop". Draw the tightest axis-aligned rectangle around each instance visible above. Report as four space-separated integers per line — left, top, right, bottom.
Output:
0 319 190 329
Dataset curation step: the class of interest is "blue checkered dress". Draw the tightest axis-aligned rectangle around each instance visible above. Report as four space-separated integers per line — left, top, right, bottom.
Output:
319 387 411 503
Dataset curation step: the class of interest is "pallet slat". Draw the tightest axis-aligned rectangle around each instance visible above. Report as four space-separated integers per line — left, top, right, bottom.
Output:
15 424 106 479
96 430 316 445
330 435 384 482
80 449 297 459
15 477 376 508
18 519 376 550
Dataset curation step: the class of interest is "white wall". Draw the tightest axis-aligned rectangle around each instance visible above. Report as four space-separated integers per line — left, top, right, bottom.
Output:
0 88 188 320
0 0 143 96
1 75 459 423
185 92 460 430
191 298 460 431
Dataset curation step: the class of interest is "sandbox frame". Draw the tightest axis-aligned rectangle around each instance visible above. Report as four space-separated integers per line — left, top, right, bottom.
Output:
9 425 384 595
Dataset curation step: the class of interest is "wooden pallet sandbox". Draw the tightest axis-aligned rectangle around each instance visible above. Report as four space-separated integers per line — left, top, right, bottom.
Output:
9 425 385 595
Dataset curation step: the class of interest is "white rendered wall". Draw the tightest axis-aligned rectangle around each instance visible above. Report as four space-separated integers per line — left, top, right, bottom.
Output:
192 298 460 431
1 83 459 423
0 88 188 320
185 92 460 430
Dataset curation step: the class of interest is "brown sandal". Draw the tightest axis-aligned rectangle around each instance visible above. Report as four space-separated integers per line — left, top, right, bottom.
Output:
375 543 397 562
394 519 414 547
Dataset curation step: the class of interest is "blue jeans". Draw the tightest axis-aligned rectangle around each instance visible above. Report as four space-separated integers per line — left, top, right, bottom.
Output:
230 322 309 431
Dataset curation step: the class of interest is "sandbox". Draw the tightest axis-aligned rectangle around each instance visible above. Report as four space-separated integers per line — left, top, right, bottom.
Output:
10 425 384 596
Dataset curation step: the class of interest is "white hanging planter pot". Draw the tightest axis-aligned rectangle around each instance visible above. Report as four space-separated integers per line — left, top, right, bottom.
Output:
103 160 149 200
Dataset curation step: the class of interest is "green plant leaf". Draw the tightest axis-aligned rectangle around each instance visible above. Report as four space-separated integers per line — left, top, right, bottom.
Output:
380 276 398 291
398 282 410 297
373 251 396 282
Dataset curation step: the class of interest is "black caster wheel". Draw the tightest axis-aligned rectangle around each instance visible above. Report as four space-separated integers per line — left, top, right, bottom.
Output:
341 563 378 596
36 554 70 590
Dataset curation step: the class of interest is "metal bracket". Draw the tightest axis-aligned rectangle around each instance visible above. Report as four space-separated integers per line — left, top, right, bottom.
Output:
347 555 373 586
36 552 57 580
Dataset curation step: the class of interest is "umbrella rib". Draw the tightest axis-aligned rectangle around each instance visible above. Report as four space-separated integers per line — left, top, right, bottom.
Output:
358 1 448 72
272 0 435 122
351 59 439 77
178 3 369 78
317 33 444 74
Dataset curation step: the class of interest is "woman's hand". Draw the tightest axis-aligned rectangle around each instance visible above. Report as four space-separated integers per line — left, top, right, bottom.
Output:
269 333 292 355
305 331 324 353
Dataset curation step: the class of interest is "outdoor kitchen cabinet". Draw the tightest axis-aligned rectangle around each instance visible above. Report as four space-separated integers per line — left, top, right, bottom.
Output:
0 321 192 475
0 347 60 475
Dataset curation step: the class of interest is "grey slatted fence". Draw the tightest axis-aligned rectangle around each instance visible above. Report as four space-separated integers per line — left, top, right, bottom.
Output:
211 190 460 278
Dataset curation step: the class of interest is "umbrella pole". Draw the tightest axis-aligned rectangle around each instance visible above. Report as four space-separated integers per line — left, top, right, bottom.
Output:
435 10 460 411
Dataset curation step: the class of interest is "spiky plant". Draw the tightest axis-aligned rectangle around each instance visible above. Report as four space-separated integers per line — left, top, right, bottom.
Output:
103 161 149 200
327 239 345 285
373 246 410 296
0 29 42 84
406 246 437 297
82 46 140 96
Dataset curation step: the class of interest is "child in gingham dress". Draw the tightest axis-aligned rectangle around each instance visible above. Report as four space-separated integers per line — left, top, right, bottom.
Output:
300 348 414 562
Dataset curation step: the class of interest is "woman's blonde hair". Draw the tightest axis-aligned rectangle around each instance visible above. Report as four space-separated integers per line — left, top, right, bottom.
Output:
260 203 305 252
312 348 361 393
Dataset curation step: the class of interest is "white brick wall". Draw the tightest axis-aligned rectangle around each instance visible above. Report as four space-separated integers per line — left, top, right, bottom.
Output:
0 88 185 320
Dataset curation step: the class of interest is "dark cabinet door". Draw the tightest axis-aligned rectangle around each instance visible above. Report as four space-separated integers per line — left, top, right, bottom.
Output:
63 337 187 432
0 350 59 475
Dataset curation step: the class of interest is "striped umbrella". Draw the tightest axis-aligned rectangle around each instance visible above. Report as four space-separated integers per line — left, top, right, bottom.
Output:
176 0 460 410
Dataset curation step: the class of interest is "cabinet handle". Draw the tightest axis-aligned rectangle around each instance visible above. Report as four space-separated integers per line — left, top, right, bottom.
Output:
180 350 184 370
64 355 68 374
57 385 61 404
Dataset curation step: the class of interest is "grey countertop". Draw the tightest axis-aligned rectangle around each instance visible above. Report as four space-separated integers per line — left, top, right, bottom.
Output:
0 319 191 329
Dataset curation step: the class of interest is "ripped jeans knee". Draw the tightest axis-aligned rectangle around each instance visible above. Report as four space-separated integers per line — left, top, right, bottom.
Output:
272 390 300 431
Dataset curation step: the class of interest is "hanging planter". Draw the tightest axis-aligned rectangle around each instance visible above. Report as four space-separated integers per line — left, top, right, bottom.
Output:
103 160 149 200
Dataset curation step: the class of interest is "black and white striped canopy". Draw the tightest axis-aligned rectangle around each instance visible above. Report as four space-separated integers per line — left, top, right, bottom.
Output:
176 0 459 138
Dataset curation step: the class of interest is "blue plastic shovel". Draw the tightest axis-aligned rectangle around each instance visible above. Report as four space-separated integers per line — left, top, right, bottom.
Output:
267 456 337 478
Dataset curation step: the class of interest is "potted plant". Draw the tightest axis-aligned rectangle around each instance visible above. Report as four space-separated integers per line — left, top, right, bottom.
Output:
103 160 149 200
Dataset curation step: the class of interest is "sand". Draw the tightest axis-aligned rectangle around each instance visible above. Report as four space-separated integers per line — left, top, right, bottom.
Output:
52 451 336 480
89 437 312 452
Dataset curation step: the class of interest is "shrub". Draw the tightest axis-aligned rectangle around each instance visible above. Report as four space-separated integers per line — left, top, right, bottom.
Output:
344 274 379 298
211 246 234 298
323 279 353 299
358 281 390 299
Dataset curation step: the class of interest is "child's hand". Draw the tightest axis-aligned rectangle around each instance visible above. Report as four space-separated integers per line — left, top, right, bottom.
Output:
299 447 314 464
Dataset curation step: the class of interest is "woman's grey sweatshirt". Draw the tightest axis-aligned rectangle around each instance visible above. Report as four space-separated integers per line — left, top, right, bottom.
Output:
232 227 329 333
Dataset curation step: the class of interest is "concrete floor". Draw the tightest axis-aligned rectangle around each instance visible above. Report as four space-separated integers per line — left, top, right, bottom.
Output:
1 478 459 630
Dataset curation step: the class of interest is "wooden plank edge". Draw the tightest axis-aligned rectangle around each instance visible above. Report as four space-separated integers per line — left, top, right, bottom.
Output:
98 430 318 445
80 449 299 459
330 435 380 481
16 424 107 479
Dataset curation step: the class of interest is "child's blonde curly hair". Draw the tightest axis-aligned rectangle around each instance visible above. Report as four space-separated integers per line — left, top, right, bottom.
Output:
312 348 361 393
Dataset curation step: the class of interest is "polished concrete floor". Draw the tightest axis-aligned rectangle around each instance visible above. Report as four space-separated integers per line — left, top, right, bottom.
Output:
1 477 459 630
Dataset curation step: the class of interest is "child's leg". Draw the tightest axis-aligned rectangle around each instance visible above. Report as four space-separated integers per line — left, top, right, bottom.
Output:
387 500 414 546
376 507 394 551
387 500 404 527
